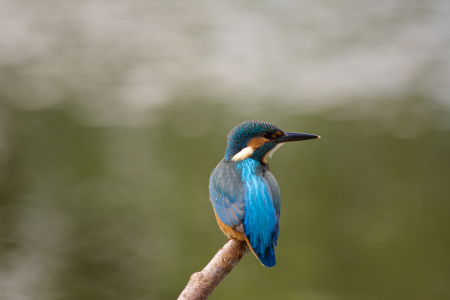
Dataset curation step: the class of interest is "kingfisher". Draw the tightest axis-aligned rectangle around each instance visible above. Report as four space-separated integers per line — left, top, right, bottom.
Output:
209 120 319 267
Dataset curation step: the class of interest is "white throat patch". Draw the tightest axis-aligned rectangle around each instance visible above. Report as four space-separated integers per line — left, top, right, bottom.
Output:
230 146 254 161
261 143 285 163
267 143 285 159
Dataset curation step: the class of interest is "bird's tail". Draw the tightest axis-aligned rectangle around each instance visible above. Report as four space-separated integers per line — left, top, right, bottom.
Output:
244 236 276 268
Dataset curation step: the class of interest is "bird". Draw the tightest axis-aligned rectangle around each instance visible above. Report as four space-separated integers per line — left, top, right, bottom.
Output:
209 120 319 267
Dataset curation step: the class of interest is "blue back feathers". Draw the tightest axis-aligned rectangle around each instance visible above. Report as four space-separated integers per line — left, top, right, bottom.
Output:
239 159 279 267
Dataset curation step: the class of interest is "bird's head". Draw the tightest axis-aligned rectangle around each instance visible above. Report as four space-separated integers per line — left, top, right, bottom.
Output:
224 120 319 163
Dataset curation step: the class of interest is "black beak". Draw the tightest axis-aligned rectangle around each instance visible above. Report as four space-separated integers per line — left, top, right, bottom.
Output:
275 132 320 143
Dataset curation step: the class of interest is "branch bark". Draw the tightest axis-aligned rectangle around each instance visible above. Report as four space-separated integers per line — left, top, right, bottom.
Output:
177 239 250 300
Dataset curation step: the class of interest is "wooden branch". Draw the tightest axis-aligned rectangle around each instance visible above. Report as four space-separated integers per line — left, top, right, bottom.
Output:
177 239 250 300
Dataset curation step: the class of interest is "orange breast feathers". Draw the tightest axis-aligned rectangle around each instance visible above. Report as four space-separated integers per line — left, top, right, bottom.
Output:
214 207 261 262
214 209 246 241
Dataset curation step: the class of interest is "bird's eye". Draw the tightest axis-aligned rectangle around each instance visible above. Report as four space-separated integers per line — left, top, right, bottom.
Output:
263 132 271 139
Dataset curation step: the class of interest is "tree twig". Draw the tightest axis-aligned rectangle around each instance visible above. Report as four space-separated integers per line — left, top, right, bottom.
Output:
177 239 250 300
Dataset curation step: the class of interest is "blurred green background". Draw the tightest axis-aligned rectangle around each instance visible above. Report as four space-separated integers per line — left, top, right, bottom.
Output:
1 1 450 300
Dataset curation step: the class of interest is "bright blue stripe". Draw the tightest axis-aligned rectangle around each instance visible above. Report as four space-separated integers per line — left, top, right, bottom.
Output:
237 159 277 265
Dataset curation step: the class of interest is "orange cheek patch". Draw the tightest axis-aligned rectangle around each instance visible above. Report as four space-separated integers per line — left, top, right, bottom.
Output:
247 137 269 148
274 131 284 138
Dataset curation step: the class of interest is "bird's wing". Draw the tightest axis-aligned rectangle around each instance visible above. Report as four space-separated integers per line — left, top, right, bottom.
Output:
209 160 245 227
